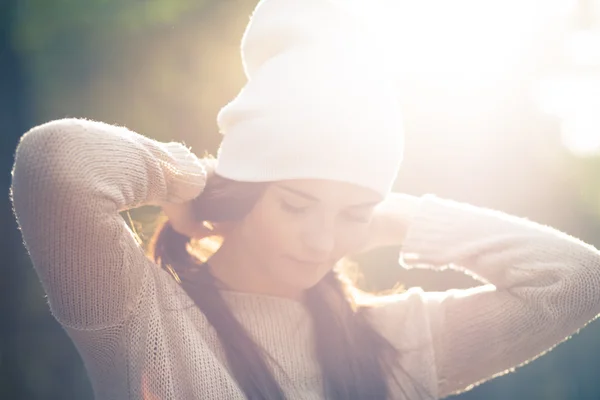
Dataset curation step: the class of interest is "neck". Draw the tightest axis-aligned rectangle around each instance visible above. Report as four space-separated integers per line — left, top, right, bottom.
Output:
206 238 304 301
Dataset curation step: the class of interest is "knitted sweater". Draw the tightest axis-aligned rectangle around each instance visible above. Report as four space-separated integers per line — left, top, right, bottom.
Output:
10 118 600 400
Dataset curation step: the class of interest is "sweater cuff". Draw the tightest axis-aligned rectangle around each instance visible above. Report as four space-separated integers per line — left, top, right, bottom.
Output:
398 194 514 270
159 141 207 205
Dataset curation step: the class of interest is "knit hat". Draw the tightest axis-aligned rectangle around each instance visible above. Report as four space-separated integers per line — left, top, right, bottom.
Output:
215 0 404 197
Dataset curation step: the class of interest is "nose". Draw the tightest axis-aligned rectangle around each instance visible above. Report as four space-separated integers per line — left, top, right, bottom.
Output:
301 217 336 257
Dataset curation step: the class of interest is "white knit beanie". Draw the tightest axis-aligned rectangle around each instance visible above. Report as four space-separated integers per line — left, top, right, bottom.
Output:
215 0 404 197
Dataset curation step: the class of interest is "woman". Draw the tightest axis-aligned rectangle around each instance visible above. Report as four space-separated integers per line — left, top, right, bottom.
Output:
10 0 600 399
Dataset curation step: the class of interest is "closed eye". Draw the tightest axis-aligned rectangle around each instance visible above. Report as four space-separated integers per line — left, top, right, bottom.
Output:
343 212 371 224
280 200 309 214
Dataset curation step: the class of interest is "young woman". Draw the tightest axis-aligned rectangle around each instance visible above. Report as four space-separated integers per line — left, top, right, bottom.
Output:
10 0 600 399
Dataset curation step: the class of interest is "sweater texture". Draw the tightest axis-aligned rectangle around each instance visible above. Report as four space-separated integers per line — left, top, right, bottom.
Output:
10 118 600 399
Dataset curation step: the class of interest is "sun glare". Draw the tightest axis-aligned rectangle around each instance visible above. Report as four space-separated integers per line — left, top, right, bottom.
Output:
349 0 577 89
348 0 600 155
535 56 600 156
560 115 600 156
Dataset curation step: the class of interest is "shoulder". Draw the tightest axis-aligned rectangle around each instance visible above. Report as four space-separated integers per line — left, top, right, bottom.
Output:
362 288 441 398
362 287 437 346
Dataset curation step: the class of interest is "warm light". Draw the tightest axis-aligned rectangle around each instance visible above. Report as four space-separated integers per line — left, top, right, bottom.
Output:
535 75 600 155
347 0 577 89
535 75 600 117
566 29 600 66
351 0 597 155
560 115 600 156
535 26 600 156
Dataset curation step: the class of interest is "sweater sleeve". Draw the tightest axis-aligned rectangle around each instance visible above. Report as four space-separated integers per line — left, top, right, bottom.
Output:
10 118 206 330
391 194 600 397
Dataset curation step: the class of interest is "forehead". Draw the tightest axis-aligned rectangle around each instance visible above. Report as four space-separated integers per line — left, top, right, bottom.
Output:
271 179 382 205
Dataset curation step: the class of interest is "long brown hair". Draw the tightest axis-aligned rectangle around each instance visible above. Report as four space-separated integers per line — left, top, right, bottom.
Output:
146 159 423 399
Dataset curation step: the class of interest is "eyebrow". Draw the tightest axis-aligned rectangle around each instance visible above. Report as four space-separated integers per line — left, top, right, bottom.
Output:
275 184 380 209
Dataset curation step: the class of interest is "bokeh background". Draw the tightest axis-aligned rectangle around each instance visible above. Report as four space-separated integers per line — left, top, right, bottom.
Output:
3 0 600 398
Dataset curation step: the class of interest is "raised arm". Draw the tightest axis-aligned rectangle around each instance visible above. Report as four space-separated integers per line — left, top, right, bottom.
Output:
408 195 600 397
368 194 600 398
10 118 206 330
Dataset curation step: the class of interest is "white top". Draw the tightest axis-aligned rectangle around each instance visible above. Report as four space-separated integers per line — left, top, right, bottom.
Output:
10 118 600 399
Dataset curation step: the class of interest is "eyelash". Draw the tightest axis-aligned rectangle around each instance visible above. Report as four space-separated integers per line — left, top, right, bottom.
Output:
280 201 371 223
349 216 371 224
280 201 307 214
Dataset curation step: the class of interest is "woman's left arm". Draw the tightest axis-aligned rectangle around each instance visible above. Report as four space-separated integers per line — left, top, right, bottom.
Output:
383 194 600 397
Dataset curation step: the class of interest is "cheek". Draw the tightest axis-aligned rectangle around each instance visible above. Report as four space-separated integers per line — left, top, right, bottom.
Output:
334 223 370 255
240 204 297 256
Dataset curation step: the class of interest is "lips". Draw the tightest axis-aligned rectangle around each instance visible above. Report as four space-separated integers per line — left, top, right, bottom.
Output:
287 256 328 265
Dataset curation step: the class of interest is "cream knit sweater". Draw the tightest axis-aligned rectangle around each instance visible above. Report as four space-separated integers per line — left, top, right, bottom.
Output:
10 118 600 400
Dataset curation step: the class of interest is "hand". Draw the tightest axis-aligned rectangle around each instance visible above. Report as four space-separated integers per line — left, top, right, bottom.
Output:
160 157 220 238
161 199 213 239
356 193 421 253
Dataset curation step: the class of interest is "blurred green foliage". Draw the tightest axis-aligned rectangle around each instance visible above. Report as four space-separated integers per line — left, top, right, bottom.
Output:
12 0 204 104
11 0 252 146
14 0 204 49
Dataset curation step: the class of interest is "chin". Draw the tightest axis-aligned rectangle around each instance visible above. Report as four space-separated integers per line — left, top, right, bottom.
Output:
276 262 331 291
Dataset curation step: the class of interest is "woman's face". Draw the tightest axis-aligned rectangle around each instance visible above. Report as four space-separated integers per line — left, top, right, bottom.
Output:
233 179 382 292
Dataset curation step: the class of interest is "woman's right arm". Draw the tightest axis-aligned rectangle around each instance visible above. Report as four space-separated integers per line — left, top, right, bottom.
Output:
10 118 206 330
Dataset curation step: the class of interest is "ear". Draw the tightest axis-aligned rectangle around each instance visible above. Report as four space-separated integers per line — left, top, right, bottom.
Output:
209 221 238 238
349 221 378 255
